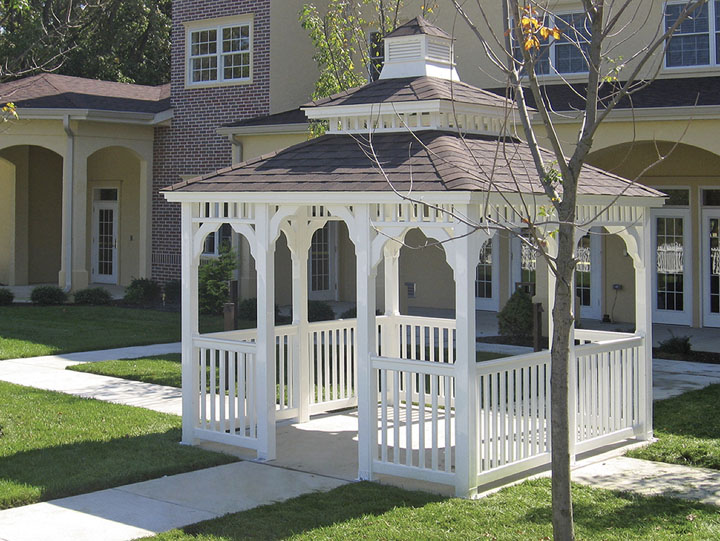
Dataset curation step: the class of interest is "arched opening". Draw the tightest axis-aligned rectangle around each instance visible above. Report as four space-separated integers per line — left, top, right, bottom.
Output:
0 145 63 286
87 146 144 286
587 141 720 327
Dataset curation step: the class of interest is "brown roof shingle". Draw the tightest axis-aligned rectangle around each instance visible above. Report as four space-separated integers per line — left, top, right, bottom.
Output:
165 131 661 199
306 76 510 109
0 73 170 114
385 16 452 40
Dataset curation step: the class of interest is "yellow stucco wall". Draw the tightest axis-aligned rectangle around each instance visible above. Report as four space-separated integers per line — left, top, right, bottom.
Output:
0 157 15 285
87 147 143 287
399 229 455 311
236 133 309 163
28 147 63 283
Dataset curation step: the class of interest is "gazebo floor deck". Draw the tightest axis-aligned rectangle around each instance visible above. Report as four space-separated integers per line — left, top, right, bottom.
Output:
199 408 457 496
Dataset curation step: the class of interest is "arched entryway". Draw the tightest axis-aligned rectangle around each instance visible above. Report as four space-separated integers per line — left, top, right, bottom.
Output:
587 141 720 327
0 145 63 286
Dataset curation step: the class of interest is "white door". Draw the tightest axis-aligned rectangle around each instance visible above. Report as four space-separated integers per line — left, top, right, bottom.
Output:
475 236 499 311
309 222 338 301
91 200 118 284
575 230 603 320
652 209 692 325
702 210 720 327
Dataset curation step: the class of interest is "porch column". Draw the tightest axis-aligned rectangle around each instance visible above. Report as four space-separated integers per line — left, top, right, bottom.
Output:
453 205 483 498
181 202 200 444
383 242 401 317
70 143 89 289
255 203 277 460
355 204 378 480
289 219 313 423
633 215 654 440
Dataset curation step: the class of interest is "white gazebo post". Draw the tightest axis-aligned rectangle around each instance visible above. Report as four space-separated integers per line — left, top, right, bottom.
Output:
181 201 200 445
286 217 314 423
453 205 483 497
382 241 402 406
633 213 654 440
355 204 378 480
255 203 277 460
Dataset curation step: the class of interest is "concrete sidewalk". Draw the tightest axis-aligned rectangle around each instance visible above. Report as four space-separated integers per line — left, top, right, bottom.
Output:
0 462 347 541
0 343 182 415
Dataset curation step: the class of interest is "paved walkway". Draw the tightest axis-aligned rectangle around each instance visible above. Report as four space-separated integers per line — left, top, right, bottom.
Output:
0 343 182 415
1 345 720 540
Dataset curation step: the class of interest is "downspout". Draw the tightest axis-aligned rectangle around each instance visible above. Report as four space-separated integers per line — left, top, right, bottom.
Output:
62 115 74 293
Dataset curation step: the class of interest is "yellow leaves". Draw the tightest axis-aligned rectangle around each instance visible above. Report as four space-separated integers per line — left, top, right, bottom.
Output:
1 102 18 121
516 6 562 52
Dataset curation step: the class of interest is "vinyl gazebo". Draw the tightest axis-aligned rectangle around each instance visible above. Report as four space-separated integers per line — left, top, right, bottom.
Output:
163 18 660 497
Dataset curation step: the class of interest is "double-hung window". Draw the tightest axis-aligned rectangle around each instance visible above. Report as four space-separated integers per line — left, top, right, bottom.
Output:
188 19 252 85
513 12 590 75
665 1 720 67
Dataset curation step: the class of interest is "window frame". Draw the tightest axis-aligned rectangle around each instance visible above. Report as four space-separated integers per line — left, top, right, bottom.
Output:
663 0 719 69
185 15 254 88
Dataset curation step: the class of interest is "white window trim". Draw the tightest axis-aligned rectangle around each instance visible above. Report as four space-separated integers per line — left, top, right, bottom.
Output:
651 207 693 325
185 14 254 89
663 0 719 69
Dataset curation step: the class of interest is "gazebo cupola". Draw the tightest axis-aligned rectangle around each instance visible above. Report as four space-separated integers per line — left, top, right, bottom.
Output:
380 16 458 81
302 16 510 137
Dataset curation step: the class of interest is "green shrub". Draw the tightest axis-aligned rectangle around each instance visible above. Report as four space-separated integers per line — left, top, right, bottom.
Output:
308 300 335 322
73 287 112 305
0 288 14 305
198 246 236 315
658 334 692 355
339 306 382 319
124 278 162 305
30 286 67 306
237 297 286 323
497 289 533 342
164 279 182 304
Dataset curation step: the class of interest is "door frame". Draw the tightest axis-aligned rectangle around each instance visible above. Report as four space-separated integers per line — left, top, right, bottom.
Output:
91 188 119 284
651 207 693 325
308 221 338 301
475 234 500 311
701 208 720 327
575 228 603 320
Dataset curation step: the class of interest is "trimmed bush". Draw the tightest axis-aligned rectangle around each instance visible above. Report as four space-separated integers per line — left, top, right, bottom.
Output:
164 279 182 304
73 287 112 305
198 246 236 315
658 334 692 355
339 306 382 319
308 300 335 322
237 297 286 323
30 286 67 306
0 288 14 306
497 289 533 342
124 278 162 305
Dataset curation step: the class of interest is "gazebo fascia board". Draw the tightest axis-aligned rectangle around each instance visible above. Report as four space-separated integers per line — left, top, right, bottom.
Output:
302 100 511 120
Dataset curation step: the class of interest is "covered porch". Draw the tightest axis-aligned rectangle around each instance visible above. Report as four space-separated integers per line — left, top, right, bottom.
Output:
165 195 657 497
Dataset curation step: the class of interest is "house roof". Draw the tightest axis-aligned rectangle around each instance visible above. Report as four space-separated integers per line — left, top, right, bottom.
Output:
164 130 661 198
0 73 171 114
384 16 452 40
493 75 720 111
305 76 510 109
223 108 307 128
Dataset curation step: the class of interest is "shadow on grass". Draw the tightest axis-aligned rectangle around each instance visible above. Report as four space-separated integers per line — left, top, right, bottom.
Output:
0 428 236 509
179 482 446 540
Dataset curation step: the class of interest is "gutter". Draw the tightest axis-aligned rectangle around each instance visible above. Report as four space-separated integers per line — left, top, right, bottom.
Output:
62 115 74 293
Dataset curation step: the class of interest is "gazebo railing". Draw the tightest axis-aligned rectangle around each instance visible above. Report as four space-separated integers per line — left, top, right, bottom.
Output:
372 354 456 485
473 330 645 487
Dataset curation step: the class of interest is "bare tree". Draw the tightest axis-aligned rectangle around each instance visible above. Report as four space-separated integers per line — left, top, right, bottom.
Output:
446 1 708 539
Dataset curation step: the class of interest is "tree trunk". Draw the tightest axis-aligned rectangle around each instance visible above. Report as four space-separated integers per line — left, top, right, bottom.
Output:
550 220 576 541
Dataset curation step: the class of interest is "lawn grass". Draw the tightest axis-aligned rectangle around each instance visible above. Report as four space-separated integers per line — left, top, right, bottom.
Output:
67 351 507 389
0 305 225 360
627 384 720 470
147 479 720 540
0 381 237 509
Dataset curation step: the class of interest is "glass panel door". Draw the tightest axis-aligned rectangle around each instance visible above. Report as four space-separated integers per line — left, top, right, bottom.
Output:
309 222 337 301
703 211 720 327
652 209 692 325
475 236 499 311
91 195 119 284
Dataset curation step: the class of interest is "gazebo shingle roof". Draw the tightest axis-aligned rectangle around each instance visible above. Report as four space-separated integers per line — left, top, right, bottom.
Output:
306 76 510 109
384 16 452 40
164 131 661 198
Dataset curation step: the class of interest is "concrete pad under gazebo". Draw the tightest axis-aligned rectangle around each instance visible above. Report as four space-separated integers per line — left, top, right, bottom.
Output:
163 17 661 497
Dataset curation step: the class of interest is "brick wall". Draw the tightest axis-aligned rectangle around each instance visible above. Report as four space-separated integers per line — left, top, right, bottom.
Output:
152 0 271 283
